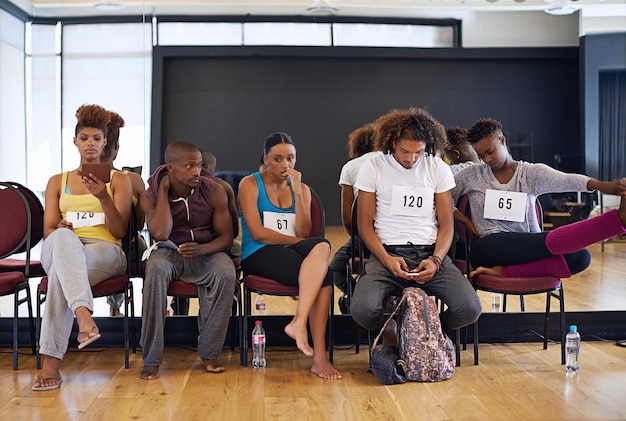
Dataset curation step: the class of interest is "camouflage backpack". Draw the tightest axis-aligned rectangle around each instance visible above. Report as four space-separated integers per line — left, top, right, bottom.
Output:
397 287 455 382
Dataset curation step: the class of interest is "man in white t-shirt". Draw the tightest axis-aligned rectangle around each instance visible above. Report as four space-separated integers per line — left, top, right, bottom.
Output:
351 108 481 336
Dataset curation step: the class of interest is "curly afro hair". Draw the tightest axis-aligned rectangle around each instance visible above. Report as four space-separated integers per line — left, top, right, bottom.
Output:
74 104 110 137
374 108 447 156
347 124 376 158
467 118 502 144
445 126 468 148
101 111 125 161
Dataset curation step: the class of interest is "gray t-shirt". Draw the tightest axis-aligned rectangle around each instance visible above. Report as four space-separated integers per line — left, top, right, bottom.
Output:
451 161 591 237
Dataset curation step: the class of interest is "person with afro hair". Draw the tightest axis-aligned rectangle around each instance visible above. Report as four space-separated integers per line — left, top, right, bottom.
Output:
33 104 132 391
350 108 481 345
443 126 479 175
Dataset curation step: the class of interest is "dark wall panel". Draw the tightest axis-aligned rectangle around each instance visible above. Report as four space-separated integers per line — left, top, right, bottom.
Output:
156 48 579 225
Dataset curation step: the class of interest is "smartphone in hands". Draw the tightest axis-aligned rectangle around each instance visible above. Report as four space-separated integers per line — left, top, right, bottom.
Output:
78 162 112 183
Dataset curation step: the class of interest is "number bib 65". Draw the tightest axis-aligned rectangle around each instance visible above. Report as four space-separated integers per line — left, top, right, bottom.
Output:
263 211 297 237
390 185 434 217
483 189 527 222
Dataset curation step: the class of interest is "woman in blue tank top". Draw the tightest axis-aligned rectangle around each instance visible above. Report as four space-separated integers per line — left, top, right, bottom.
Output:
239 132 342 380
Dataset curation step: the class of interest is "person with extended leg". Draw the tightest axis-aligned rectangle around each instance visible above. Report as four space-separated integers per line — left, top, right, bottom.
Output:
451 117 626 278
139 140 236 380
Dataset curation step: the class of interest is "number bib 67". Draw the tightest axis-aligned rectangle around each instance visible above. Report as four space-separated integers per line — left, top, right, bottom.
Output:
483 189 527 222
390 185 434 217
263 211 297 237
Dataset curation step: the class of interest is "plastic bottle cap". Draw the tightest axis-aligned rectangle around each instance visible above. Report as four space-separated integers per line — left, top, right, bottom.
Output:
569 325 577 332
255 320 262 326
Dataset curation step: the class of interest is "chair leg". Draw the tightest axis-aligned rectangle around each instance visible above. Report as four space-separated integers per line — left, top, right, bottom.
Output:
328 286 334 364
237 282 244 366
27 287 37 356
36 288 43 370
129 283 137 354
13 289 19 370
123 286 130 369
455 329 461 367
241 286 251 367
559 287 566 365
473 320 479 365
543 291 551 350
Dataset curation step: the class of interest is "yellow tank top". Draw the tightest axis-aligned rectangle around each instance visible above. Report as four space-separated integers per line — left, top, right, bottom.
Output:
59 171 121 246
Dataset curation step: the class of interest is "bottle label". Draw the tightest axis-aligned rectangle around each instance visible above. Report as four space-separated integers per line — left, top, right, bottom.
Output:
256 303 266 311
252 334 265 345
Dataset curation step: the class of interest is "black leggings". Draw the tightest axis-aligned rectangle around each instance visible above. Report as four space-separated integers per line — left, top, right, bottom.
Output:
242 237 333 287
470 231 591 275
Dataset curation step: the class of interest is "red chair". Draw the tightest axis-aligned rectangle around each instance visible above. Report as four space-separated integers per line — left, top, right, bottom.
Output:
36 207 139 369
0 181 40 369
456 194 565 365
0 182 46 278
241 188 334 366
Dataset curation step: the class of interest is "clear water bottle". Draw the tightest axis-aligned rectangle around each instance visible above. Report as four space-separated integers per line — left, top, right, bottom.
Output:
255 294 266 315
252 320 267 369
491 293 502 312
565 325 581 373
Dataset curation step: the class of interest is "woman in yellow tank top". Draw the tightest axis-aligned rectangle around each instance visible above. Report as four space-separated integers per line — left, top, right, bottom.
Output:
32 104 133 391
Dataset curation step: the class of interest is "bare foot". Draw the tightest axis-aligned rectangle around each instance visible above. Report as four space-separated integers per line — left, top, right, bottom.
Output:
110 307 123 317
311 358 342 380
470 266 503 278
140 365 160 380
284 322 314 357
33 357 62 390
77 326 101 349
202 358 225 373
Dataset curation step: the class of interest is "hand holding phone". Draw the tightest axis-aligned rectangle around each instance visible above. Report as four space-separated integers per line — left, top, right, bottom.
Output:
78 162 112 183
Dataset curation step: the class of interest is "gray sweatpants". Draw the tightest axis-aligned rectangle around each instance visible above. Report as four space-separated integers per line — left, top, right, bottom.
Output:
351 255 482 331
39 228 127 360
140 248 236 366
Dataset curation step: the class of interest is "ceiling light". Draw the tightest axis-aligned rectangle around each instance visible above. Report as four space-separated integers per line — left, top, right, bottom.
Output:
544 4 578 14
94 2 126 11
306 0 339 14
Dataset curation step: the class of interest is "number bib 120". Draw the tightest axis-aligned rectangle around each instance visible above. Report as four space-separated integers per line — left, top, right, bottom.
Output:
390 185 434 217
263 211 297 237
66 211 106 228
483 189 527 222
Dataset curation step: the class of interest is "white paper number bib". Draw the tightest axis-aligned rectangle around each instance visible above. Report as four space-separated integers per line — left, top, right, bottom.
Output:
390 185 433 217
66 211 106 228
263 211 297 237
483 189 527 222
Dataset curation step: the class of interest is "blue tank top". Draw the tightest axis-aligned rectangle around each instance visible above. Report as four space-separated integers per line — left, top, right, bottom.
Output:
241 172 296 260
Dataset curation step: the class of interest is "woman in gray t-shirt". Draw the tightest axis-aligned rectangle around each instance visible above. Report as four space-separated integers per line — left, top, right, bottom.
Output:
451 118 626 279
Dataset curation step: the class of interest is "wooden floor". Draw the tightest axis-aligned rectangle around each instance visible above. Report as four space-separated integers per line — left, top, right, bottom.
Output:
1 341 625 420
1 227 626 420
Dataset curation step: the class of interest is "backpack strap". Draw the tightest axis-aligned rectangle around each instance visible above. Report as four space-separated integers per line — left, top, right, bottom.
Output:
420 289 431 341
371 290 409 348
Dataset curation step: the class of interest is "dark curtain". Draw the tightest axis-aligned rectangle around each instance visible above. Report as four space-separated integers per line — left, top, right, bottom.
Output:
599 71 626 181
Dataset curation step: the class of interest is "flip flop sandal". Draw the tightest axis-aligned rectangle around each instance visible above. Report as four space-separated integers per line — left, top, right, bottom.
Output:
77 328 102 350
32 375 63 391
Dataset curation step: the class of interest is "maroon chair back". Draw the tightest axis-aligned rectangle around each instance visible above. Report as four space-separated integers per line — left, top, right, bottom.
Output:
309 187 325 238
0 183 30 258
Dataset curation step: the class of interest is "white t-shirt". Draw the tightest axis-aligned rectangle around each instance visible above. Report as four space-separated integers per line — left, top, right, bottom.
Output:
338 151 383 195
355 152 455 245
